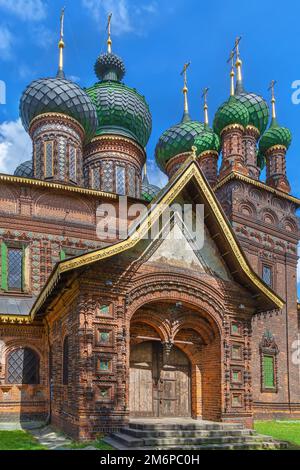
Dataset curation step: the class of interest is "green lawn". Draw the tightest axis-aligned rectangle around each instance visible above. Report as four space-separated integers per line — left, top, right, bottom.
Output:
0 431 46 450
65 440 114 450
254 421 300 449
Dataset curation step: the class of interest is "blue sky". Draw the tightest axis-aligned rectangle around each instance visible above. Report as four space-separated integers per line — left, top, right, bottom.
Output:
0 0 299 287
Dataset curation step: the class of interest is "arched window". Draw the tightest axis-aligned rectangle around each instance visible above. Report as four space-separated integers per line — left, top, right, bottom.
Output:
7 348 39 384
63 336 69 385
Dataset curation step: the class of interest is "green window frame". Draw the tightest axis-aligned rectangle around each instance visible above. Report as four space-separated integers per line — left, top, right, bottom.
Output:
263 355 275 389
1 242 26 292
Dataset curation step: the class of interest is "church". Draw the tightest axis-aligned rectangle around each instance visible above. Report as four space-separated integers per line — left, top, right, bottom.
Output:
0 11 299 442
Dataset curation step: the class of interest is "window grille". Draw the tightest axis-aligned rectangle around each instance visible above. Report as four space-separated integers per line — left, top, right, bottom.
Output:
7 348 39 384
263 355 275 389
44 141 54 178
116 166 126 195
8 248 23 290
69 146 77 182
262 265 272 287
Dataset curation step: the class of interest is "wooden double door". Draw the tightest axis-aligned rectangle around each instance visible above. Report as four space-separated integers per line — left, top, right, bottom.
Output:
129 341 191 418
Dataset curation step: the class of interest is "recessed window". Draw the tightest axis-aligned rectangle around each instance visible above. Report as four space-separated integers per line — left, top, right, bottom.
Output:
8 248 23 291
231 344 242 360
116 166 126 195
7 348 39 385
262 265 272 287
263 355 275 389
44 141 54 178
63 336 69 385
69 146 77 183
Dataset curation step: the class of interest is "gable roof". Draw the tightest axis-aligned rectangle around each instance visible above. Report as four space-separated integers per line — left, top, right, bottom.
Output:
30 157 284 319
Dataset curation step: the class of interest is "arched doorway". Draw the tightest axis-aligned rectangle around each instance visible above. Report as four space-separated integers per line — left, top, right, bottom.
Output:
129 341 191 418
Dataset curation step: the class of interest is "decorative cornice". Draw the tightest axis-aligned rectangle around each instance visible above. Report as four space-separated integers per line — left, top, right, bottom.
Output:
220 124 244 137
0 173 118 200
245 125 260 139
29 112 85 137
30 159 284 319
199 150 219 159
0 315 32 324
90 134 145 154
265 144 287 157
214 171 300 206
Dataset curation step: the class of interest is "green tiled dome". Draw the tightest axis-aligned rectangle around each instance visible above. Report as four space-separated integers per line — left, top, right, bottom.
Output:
86 81 152 147
155 120 205 172
213 97 249 136
194 128 220 156
235 81 269 135
141 174 160 202
259 119 292 155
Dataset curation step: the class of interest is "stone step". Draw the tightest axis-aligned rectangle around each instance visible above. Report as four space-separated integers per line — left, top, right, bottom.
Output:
129 422 244 431
103 436 286 451
111 431 268 448
122 426 256 439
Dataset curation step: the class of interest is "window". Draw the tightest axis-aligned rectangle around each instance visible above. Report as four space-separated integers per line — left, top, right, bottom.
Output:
262 265 272 287
69 146 77 183
63 336 69 385
44 141 54 178
263 355 275 389
115 166 126 195
92 167 100 190
1 243 25 292
7 348 39 384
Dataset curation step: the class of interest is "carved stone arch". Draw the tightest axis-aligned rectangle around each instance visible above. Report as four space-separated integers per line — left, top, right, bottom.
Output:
260 208 279 225
0 184 18 214
238 200 257 218
172 317 216 344
271 197 286 211
126 276 225 336
34 191 94 224
282 216 298 233
248 188 263 202
130 310 169 342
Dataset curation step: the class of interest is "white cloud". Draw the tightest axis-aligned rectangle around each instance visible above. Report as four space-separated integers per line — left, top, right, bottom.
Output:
0 26 13 60
147 159 167 189
0 0 47 22
82 0 157 36
0 119 32 175
32 25 55 49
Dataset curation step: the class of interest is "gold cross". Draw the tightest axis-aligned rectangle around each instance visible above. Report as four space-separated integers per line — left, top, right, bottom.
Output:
202 87 209 104
107 13 112 35
268 80 277 99
181 62 191 88
60 7 65 41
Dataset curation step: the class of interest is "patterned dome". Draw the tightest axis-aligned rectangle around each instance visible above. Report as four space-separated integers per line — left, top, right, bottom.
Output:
86 81 152 147
155 120 205 172
95 52 126 82
194 127 220 156
14 160 33 178
20 77 98 142
213 96 249 136
235 82 269 135
259 119 292 155
141 174 161 202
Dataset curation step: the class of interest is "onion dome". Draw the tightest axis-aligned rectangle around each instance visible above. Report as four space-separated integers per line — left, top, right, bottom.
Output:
19 9 98 143
213 96 249 136
234 45 269 135
14 160 33 178
86 37 152 148
141 171 160 202
20 78 98 142
259 82 292 154
155 120 205 172
259 120 292 155
194 128 220 155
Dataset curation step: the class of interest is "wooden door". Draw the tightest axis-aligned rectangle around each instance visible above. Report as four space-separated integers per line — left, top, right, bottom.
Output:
129 341 191 418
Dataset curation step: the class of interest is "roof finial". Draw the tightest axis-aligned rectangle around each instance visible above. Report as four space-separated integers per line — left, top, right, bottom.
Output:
202 87 209 126
268 80 277 121
227 50 235 96
234 36 242 83
57 7 65 78
107 13 112 53
181 62 191 122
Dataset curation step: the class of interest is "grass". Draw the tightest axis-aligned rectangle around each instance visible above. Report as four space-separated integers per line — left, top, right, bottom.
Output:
65 439 114 450
0 430 46 450
254 420 300 449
